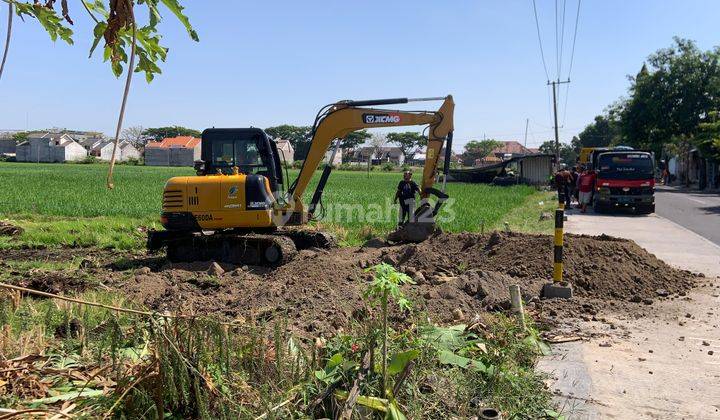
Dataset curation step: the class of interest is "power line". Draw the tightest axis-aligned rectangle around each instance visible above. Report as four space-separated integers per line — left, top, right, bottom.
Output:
561 82 571 126
566 0 582 79
562 0 582 126
554 0 559 80
532 0 550 81
558 0 567 80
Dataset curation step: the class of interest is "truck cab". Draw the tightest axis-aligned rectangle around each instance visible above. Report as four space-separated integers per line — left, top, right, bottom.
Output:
590 149 655 214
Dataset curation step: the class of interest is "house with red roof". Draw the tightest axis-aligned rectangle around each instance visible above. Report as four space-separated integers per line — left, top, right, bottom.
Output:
144 136 201 166
474 141 534 167
489 141 533 159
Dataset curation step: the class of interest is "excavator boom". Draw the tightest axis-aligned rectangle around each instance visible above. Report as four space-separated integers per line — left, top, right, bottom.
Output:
286 95 454 222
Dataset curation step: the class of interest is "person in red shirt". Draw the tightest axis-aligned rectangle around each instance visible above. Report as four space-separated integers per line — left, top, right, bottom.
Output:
577 166 596 213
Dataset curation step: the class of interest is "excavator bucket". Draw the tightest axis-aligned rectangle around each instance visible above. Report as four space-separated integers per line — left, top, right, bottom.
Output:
387 221 440 243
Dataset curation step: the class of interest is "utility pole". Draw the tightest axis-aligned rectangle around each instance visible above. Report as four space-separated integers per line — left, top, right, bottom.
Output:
548 79 569 168
523 118 529 148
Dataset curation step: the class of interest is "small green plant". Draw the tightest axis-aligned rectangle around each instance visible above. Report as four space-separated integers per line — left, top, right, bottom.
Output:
122 157 142 166
381 161 396 171
363 263 415 395
77 155 99 164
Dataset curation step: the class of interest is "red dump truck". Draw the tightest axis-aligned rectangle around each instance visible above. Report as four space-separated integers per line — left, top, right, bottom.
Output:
587 148 655 214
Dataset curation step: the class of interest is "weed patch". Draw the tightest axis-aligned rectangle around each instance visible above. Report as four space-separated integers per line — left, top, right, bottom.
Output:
0 264 556 418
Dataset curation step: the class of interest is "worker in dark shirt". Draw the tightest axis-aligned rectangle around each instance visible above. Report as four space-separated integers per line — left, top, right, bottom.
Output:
554 166 572 208
395 170 420 226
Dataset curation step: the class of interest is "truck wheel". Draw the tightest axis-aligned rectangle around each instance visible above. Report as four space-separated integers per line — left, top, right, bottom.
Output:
593 200 606 214
636 204 655 215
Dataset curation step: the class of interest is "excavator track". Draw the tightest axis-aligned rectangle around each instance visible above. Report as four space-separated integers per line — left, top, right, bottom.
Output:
158 231 297 266
148 229 336 266
279 229 337 250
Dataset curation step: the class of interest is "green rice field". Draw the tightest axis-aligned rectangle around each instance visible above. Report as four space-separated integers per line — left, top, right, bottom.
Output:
0 162 554 248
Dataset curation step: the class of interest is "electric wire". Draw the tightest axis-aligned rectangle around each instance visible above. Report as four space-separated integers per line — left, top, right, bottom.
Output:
566 0 582 79
562 0 582 126
531 0 550 81
554 0 559 81
561 82 571 126
558 0 567 80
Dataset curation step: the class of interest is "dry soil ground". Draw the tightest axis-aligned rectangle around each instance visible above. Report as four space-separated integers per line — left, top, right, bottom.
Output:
1 231 699 340
539 210 720 419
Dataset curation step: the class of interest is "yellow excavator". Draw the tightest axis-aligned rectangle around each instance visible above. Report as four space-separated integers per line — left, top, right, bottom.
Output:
147 95 454 265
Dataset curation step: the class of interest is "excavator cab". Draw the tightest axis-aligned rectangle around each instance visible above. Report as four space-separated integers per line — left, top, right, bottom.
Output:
195 128 284 193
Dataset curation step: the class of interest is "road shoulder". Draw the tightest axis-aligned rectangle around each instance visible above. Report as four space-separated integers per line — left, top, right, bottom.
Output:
540 210 720 419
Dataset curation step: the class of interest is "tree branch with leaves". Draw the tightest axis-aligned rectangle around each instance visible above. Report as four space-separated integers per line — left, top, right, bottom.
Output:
1 0 199 187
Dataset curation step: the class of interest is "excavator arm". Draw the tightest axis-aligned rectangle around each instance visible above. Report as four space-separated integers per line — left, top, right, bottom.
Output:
286 95 454 220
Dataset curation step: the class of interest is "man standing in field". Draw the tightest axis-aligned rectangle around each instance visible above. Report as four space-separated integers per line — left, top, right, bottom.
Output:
395 170 420 226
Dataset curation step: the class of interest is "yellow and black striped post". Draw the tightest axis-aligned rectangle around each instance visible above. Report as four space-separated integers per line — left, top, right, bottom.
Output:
557 188 566 210
553 208 564 282
543 206 572 298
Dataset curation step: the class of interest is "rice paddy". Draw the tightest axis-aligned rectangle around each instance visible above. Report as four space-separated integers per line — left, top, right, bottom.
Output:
0 162 551 247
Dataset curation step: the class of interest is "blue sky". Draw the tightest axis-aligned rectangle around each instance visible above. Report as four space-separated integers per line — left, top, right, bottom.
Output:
1 1 719 151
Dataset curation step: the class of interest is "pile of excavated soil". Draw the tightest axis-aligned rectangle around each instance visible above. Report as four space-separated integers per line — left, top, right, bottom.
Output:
387 231 697 301
104 231 697 336
0 232 698 336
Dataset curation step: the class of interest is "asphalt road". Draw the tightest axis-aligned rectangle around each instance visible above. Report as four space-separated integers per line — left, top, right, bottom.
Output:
654 186 720 246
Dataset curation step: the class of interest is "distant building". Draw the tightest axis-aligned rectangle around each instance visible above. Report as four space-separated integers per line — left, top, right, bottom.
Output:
474 141 533 167
489 141 533 159
88 140 141 162
275 139 294 164
0 138 16 155
353 146 405 165
475 155 502 167
16 133 87 162
408 147 451 166
673 148 719 190
324 147 343 166
145 136 201 166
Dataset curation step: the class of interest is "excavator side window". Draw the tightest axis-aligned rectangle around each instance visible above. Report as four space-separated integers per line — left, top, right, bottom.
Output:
210 137 270 176
212 141 235 168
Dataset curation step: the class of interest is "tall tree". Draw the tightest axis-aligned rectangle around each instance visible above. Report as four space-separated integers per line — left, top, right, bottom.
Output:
696 111 720 161
341 129 371 151
461 139 502 165
369 133 387 161
572 106 623 153
122 125 147 148
265 125 312 160
386 132 425 160
142 126 201 142
540 140 576 164
11 131 28 142
620 38 720 155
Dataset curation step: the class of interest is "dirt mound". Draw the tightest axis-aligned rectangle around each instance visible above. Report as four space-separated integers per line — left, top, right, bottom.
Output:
114 231 695 337
390 232 696 300
2 231 696 337
17 271 90 295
